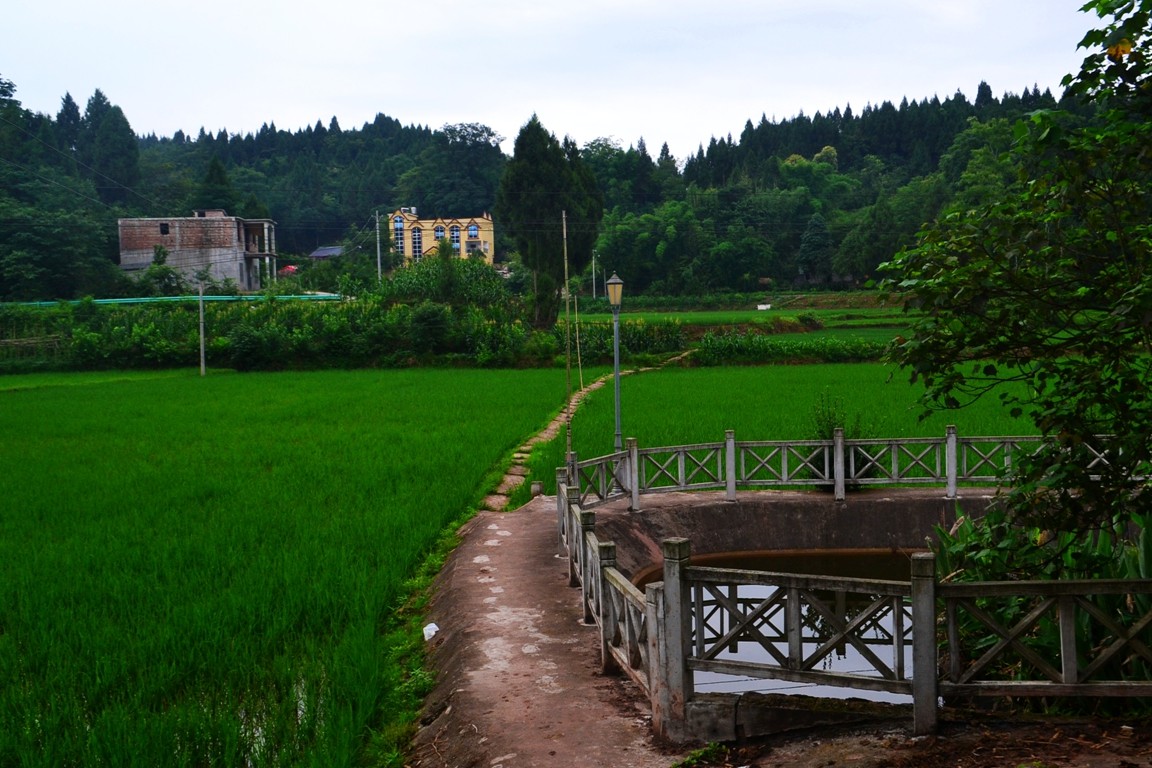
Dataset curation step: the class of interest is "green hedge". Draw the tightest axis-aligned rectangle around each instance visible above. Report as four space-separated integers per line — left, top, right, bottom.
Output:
693 330 887 365
553 318 685 361
0 299 689 373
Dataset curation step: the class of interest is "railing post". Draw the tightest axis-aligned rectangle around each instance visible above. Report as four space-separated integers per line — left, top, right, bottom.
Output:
945 425 958 499
725 430 737 501
911 552 938 735
658 538 692 738
567 450 578 492
566 485 581 587
556 467 568 544
580 510 596 624
787 586 802 668
834 427 846 501
627 437 641 511
646 582 668 735
598 541 619 674
1059 595 1079 684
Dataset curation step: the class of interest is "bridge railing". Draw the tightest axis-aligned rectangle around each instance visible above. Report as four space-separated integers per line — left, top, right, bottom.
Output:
556 476 651 693
569 427 1042 507
554 477 1152 742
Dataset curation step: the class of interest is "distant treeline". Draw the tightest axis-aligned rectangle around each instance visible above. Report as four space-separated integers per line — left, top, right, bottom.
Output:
0 70 1078 303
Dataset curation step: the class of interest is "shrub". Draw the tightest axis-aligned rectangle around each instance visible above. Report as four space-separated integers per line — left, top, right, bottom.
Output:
523 330 560 365
693 331 885 365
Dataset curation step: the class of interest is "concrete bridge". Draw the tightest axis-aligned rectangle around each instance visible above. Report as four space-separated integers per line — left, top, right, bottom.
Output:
556 433 1152 743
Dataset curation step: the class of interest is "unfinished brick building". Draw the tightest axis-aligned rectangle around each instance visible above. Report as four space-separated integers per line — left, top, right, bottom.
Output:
118 209 277 291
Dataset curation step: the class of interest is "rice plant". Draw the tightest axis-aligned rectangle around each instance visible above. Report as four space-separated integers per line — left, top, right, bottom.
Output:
0 368 567 766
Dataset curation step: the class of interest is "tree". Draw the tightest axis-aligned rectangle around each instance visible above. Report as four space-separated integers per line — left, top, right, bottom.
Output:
89 105 139 204
797 213 833 283
192 155 240 212
882 0 1152 533
56 92 82 154
434 238 459 302
396 123 505 217
494 116 602 327
137 245 187 296
77 89 112 170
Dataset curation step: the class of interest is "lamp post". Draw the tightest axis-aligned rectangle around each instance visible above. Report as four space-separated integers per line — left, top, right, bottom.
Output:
606 273 624 453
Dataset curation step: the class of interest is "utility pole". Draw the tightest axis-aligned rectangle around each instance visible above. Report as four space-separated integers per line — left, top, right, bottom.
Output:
563 211 572 461
592 251 597 299
375 210 382 282
198 280 206 377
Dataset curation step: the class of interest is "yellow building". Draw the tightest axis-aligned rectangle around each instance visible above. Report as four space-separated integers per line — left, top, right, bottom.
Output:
390 208 495 264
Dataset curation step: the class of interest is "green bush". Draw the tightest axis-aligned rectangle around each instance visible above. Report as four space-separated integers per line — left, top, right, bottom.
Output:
554 319 685 362
0 292 687 373
523 330 560 365
797 311 823 330
809 390 873 441
693 331 885 365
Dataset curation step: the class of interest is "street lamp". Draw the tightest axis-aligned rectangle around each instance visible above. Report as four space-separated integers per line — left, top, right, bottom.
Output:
606 273 624 453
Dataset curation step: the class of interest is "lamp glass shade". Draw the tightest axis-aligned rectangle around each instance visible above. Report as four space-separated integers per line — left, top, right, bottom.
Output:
606 274 623 307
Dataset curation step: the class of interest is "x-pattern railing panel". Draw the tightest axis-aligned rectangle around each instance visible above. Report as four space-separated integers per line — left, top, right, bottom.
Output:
738 443 785 484
639 444 724 491
681 446 724 487
736 441 833 486
798 590 906 679
848 439 945 483
688 575 913 682
948 596 1070 684
694 583 791 667
785 444 832 483
957 437 1041 481
1072 596 1152 680
941 582 1152 686
574 455 626 508
695 589 789 646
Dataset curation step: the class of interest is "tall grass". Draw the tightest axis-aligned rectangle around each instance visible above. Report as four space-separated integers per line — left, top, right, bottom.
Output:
514 363 1037 501
0 369 567 766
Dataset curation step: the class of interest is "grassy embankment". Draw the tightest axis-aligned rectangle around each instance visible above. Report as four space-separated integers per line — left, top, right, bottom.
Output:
0 368 567 766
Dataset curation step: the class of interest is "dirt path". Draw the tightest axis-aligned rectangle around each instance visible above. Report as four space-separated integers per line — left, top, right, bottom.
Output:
407 498 688 768
408 371 689 768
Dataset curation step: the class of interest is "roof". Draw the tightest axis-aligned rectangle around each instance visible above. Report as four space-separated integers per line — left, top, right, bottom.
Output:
308 246 343 260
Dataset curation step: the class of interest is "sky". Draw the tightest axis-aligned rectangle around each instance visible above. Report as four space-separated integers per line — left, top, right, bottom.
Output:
3 0 1095 161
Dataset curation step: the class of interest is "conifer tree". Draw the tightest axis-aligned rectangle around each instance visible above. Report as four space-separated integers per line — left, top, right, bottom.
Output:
495 116 602 327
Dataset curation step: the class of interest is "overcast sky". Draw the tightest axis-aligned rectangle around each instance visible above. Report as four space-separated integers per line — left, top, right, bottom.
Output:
4 1 1093 161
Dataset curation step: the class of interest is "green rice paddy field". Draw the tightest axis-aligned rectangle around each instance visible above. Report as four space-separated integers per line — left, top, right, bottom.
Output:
0 369 569 767
0 363 1033 765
